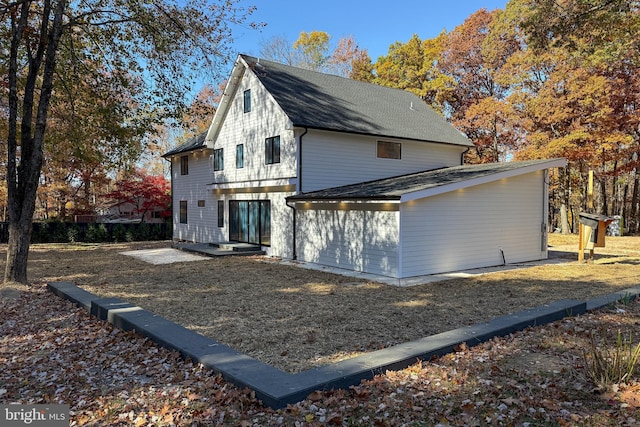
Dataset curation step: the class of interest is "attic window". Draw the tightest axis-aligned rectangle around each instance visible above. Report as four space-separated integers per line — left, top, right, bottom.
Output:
243 89 251 113
377 141 401 160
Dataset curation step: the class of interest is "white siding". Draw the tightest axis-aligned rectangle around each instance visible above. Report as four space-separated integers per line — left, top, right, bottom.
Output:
399 171 546 278
199 65 298 256
212 70 296 185
171 150 218 243
301 130 466 192
172 58 551 283
296 208 400 277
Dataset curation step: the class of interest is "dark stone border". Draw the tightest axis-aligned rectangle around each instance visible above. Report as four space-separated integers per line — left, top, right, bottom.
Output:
47 281 640 409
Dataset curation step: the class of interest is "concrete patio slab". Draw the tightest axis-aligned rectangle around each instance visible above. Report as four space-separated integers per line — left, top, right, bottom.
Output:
120 247 209 265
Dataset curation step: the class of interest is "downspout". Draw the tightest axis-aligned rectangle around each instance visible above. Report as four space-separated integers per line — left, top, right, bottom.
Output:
163 155 173 241
286 199 297 260
461 147 470 165
298 127 308 192
286 127 308 261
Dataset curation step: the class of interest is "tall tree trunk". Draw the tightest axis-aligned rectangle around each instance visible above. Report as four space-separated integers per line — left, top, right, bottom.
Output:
599 177 608 215
559 166 571 234
560 204 569 234
4 213 35 284
5 0 67 284
630 170 639 234
599 150 609 215
621 183 628 235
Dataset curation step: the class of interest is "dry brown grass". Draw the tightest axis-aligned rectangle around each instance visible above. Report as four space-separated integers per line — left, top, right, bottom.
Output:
4 234 639 373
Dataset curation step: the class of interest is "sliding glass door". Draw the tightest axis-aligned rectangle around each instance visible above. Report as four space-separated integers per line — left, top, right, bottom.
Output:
229 200 270 246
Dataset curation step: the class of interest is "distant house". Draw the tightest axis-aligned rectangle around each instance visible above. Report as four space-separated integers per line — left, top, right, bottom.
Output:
162 54 566 281
98 200 168 224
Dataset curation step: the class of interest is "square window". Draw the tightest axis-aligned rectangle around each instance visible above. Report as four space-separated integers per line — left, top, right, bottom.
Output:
180 155 189 175
243 89 251 113
236 144 244 168
377 141 401 159
197 200 205 207
265 136 280 165
179 201 187 224
213 148 224 171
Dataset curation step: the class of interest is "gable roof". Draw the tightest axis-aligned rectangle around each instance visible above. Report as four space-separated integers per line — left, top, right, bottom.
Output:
287 158 567 203
162 132 208 157
207 54 473 147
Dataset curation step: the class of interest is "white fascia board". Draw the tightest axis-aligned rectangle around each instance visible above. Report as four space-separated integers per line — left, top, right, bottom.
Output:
205 56 246 147
400 158 567 203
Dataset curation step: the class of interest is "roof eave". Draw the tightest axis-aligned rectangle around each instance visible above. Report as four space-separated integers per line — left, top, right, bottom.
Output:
162 146 212 159
287 195 401 203
400 158 567 203
205 55 247 146
291 124 473 148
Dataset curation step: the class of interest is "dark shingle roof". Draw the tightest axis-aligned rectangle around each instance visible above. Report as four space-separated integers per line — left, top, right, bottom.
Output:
162 132 208 157
242 55 472 147
287 159 565 202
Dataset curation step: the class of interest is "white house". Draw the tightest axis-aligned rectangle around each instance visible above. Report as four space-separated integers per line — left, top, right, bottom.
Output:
163 54 566 281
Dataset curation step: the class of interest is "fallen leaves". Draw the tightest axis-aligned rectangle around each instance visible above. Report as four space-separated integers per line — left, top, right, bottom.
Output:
1 282 640 426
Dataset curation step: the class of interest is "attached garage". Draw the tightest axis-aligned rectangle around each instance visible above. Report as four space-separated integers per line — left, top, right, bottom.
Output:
287 158 566 282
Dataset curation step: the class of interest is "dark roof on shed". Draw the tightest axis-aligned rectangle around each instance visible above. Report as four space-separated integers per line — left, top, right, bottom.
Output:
287 158 566 202
241 55 473 147
162 132 208 157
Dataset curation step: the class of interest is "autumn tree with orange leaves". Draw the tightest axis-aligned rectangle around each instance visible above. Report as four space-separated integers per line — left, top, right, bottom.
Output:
259 31 370 78
357 1 639 234
373 33 453 113
500 0 640 233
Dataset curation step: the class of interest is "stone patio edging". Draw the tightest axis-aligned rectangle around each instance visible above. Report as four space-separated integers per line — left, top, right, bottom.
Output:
47 281 640 409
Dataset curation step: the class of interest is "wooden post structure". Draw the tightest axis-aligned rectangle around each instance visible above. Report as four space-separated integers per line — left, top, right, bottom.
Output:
587 170 594 210
578 222 584 262
579 173 595 262
577 222 594 262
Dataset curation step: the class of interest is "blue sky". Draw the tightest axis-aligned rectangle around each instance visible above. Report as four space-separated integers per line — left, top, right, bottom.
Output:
231 0 509 62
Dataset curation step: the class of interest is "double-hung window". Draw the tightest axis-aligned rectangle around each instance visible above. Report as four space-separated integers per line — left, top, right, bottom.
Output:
217 200 224 227
236 144 244 168
243 89 251 113
213 148 224 171
179 201 188 224
180 155 189 175
265 136 280 165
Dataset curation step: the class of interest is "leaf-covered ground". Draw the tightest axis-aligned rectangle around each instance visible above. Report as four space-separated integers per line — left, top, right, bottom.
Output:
1 282 639 426
6 235 640 373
